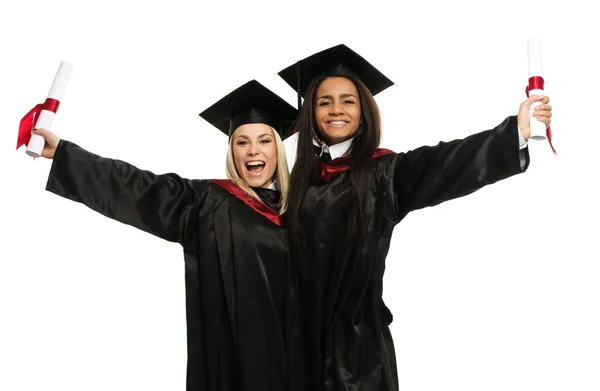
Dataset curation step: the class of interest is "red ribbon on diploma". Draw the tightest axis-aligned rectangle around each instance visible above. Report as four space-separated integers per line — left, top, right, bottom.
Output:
525 76 556 154
16 98 60 150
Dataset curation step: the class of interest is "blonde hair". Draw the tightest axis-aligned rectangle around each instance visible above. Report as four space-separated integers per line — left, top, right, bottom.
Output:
225 127 290 215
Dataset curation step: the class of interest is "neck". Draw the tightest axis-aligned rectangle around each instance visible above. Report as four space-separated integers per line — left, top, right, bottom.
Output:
260 178 278 191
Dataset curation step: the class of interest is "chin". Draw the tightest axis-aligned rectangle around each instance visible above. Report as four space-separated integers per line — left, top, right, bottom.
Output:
244 175 268 188
326 134 352 144
332 131 351 139
323 130 355 143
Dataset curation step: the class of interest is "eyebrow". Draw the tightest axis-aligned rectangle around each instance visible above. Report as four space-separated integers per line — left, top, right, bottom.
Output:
317 93 357 100
235 133 273 140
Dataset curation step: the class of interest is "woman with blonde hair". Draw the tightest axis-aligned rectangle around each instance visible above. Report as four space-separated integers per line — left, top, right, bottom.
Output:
31 79 307 391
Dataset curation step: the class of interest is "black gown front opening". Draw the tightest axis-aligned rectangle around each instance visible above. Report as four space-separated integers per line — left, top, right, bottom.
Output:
45 140 307 391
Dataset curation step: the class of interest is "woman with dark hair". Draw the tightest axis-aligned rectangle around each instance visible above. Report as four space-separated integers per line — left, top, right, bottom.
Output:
278 44 553 390
28 80 307 391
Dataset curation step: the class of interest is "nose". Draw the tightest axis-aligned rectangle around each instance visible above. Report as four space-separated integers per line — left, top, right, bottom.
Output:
248 142 259 155
329 101 343 115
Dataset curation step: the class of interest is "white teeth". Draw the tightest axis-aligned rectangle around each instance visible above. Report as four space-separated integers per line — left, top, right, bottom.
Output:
328 121 347 124
246 161 265 166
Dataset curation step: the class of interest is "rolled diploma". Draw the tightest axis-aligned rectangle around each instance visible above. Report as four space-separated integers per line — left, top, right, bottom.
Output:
527 39 546 140
26 61 73 157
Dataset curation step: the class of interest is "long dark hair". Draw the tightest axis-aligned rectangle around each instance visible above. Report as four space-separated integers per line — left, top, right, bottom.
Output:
285 67 382 246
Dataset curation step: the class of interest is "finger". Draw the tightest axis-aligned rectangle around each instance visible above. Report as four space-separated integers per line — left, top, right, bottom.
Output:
533 114 552 121
534 104 552 112
522 95 545 109
32 128 49 137
529 95 545 104
542 95 550 104
535 115 551 125
534 111 552 119
533 106 552 115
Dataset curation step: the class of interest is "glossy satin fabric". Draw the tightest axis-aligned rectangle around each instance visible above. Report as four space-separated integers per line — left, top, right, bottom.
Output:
45 140 307 391
292 116 530 390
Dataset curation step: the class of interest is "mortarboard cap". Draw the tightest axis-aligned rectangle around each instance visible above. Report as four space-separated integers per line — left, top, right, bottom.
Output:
199 79 298 140
278 44 394 101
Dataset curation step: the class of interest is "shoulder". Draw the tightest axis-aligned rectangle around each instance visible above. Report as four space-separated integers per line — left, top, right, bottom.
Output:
184 179 234 203
372 148 404 168
206 179 237 194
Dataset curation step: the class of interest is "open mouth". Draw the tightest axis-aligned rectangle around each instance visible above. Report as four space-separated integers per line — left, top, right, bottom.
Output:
245 160 265 177
327 120 349 128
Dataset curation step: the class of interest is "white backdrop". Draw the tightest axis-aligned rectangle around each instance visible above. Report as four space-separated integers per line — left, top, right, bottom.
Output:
1 1 598 390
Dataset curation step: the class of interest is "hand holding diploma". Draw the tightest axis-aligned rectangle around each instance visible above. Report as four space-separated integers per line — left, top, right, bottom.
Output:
29 128 60 159
517 94 552 143
17 61 73 158
525 39 556 154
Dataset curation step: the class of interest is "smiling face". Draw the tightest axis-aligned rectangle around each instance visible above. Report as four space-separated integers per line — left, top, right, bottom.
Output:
230 123 277 188
314 76 362 145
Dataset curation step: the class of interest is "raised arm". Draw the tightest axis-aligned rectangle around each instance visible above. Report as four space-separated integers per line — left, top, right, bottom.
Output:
386 95 552 222
36 129 198 244
389 115 526 221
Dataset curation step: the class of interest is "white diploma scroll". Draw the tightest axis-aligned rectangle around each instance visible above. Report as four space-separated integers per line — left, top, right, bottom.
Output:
26 61 73 158
527 39 546 141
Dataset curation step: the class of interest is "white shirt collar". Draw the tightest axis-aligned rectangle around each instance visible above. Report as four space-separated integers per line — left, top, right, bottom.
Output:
268 178 279 191
313 137 354 160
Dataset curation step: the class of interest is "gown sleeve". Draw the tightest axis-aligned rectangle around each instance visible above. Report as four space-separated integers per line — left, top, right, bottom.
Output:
387 115 529 222
45 139 199 244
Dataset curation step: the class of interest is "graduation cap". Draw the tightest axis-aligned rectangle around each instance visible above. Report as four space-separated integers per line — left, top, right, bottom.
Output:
199 79 298 140
278 44 394 104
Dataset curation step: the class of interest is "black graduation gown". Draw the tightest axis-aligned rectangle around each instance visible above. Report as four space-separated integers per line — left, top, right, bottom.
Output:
292 116 530 390
45 140 307 391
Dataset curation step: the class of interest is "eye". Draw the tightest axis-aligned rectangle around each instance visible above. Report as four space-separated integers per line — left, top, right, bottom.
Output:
318 101 330 106
260 139 272 144
343 99 355 104
237 140 248 146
